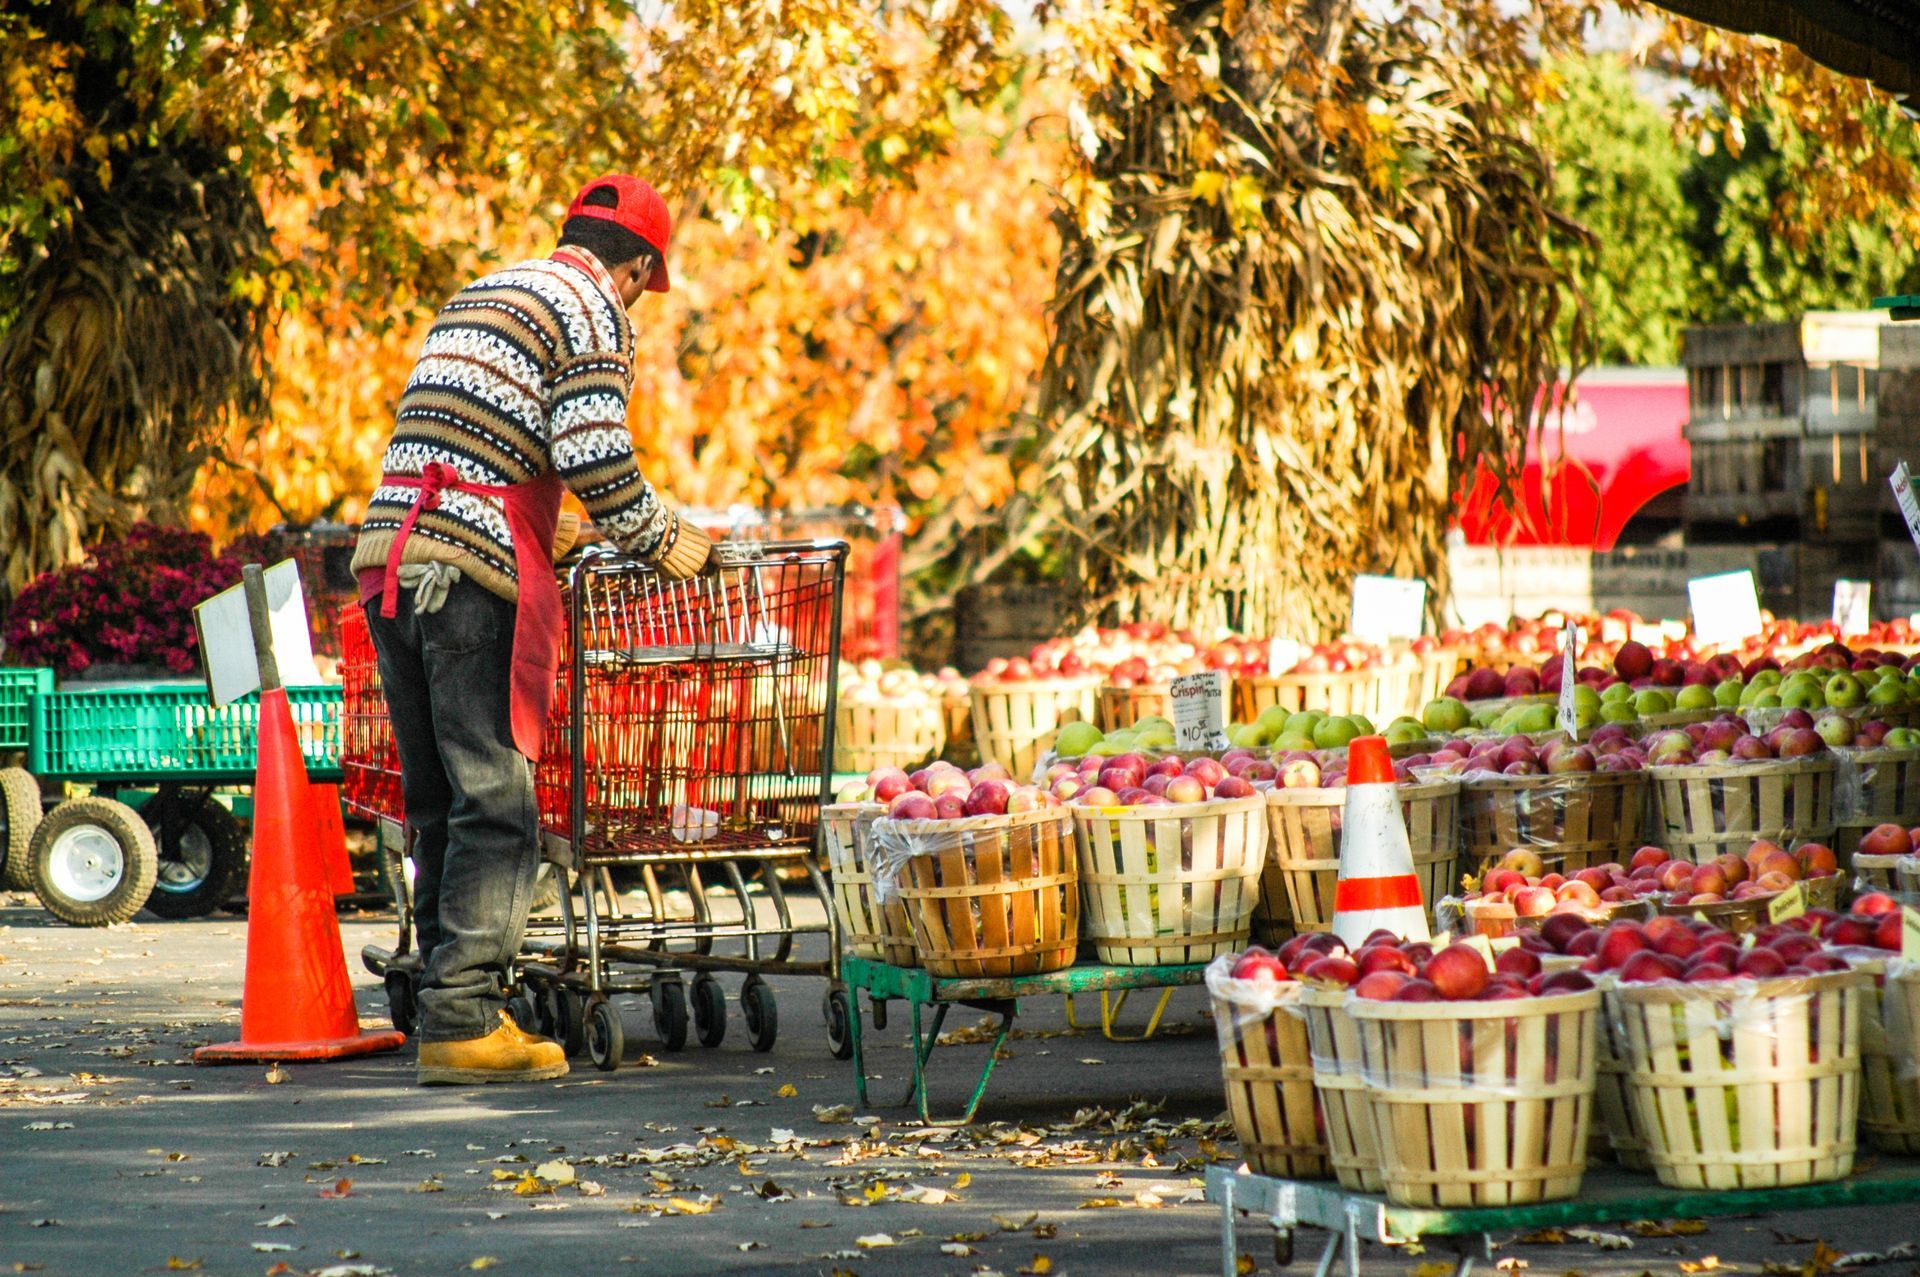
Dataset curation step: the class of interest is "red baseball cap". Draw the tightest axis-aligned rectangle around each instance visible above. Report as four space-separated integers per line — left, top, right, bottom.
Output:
565 174 672 292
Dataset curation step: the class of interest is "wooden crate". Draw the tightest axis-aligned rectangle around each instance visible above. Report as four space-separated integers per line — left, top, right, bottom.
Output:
1852 852 1907 895
1460 770 1648 874
1208 967 1329 1179
1610 970 1867 1190
1685 431 1803 523
822 803 917 966
1096 683 1173 732
1596 999 1652 1171
1834 748 1920 870
1653 872 1839 934
1233 670 1376 722
1072 796 1266 965
1300 986 1384 1192
1648 757 1837 864
1368 658 1424 725
832 700 946 775
968 678 1098 781
1414 648 1470 713
1351 988 1599 1207
883 807 1079 978
1860 958 1920 1155
1264 781 1461 933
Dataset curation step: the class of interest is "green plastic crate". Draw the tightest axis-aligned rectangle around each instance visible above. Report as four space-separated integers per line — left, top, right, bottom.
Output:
29 685 343 782
0 668 55 752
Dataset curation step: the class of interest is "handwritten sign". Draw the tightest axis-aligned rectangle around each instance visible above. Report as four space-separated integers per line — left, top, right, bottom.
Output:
1893 462 1920 560
1833 580 1872 636
1766 881 1806 925
1556 618 1584 736
191 560 320 706
1687 570 1764 647
1349 575 1427 647
1170 671 1229 751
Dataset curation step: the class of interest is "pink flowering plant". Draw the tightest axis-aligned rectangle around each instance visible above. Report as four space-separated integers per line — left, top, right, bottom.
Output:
2 523 274 677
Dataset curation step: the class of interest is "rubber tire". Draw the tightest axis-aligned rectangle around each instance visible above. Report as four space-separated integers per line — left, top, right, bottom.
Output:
546 986 586 1057
741 976 778 1053
28 797 159 927
651 979 689 1051
529 863 561 913
824 988 854 1061
384 970 418 1037
690 975 727 1048
0 767 43 891
143 800 246 920
507 990 541 1037
587 998 624 1071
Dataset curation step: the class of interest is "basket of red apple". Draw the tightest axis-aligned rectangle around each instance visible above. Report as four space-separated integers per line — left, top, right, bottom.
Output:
1067 758 1267 965
1597 914 1868 1189
1653 838 1840 933
1232 642 1395 723
1447 846 1659 938
1096 657 1180 732
1263 751 1461 934
1809 891 1920 1155
1442 729 1649 875
1847 822 1917 896
1830 723 1920 867
866 762 1078 978
820 796 917 966
967 659 1100 783
1336 933 1601 1207
1646 718 1837 864
1207 946 1331 1179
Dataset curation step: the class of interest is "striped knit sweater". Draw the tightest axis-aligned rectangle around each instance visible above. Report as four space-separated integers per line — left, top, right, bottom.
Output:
350 249 674 602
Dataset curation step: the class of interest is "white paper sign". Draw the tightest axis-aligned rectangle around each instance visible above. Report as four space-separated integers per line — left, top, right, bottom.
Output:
1687 570 1765 647
1893 462 1920 560
1556 619 1583 736
1169 671 1229 751
1349 575 1427 646
1265 638 1302 678
192 560 321 706
1833 580 1872 636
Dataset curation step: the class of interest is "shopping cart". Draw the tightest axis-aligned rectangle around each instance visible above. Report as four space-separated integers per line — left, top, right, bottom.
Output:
514 538 846 1067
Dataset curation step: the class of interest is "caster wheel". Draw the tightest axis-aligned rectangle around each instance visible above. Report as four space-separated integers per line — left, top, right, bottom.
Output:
545 986 585 1057
1274 1230 1295 1266
690 975 726 1048
506 991 540 1036
651 978 689 1051
587 998 624 1072
383 970 417 1037
823 988 854 1061
741 975 778 1053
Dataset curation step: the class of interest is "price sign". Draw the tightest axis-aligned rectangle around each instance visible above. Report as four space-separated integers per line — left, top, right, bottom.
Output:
1766 881 1806 925
1265 638 1302 678
1687 570 1764 647
191 559 321 706
1170 671 1229 751
1893 462 1920 560
1833 580 1872 636
1555 618 1584 736
1349 575 1427 646
1903 906 1920 961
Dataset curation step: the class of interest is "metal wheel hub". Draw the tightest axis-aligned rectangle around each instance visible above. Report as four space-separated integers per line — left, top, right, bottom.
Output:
47 826 125 903
156 825 212 892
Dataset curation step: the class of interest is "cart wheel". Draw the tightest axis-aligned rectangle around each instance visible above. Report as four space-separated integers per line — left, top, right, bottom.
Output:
823 988 854 1061
741 975 778 1053
529 862 561 913
690 975 727 1048
651 978 689 1051
546 986 585 1057
1273 1229 1294 1266
28 797 159 927
144 800 246 920
522 985 557 1038
384 970 418 1037
0 767 44 891
587 998 624 1072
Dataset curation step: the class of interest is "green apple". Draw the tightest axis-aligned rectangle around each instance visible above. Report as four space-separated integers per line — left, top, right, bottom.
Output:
1385 717 1428 746
1747 688 1782 709
1346 714 1375 736
1713 678 1744 708
1054 721 1104 758
1824 673 1866 709
1226 722 1266 749
1632 688 1674 715
1087 734 1133 756
1255 705 1291 737
1135 722 1176 749
1748 669 1783 691
1675 683 1715 711
1513 703 1557 734
1780 676 1826 710
1601 701 1640 724
1283 710 1323 737
1422 696 1472 732
1272 730 1318 752
1868 678 1908 708
1885 727 1920 750
1471 706 1500 729
1134 714 1172 733
1601 681 1635 705
1311 715 1363 750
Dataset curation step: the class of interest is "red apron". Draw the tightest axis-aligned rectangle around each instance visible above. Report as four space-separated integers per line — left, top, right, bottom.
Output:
377 460 565 761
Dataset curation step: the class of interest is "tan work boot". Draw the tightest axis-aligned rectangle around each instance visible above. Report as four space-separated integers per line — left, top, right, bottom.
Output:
418 1011 569 1085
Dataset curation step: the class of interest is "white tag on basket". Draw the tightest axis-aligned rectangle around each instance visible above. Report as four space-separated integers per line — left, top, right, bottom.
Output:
1556 619 1583 736
1170 672 1229 750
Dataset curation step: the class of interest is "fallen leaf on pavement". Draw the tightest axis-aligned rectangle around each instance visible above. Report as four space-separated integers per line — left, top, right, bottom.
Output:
1078 1197 1121 1209
813 1104 853 1124
257 1215 295 1228
164 1260 202 1271
953 1173 972 1190
1517 1229 1566 1245
855 1234 895 1249
777 1084 797 1098
737 1242 764 1252
1565 1229 1632 1250
468 1261 499 1271
258 1152 293 1168
414 1177 444 1193
1414 1263 1454 1277
318 1179 354 1199
1236 1256 1256 1276
1628 1220 1705 1238
251 1243 295 1253
22 1122 72 1131
666 1197 714 1215
264 1064 289 1084
511 1175 553 1197
1018 1257 1053 1275
943 1244 976 1257
534 1160 575 1185
993 1213 1039 1232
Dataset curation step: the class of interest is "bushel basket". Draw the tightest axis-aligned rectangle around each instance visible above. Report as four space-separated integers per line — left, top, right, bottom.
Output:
823 803 916 966
1460 769 1647 876
1833 747 1920 872
968 678 1098 782
1262 780 1460 934
1207 963 1328 1179
1299 986 1382 1192
1648 756 1836 865
832 700 946 774
1857 957 1920 1155
1072 796 1265 965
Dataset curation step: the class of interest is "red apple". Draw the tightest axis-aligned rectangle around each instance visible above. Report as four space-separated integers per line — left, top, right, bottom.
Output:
1303 956 1360 987
1355 970 1411 1000
1230 947 1289 982
1424 946 1490 1001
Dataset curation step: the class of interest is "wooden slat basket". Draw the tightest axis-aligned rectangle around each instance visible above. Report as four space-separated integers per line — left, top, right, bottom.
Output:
1647 757 1838 865
1233 670 1376 723
941 694 978 766
1299 986 1383 1192
1461 770 1648 876
1351 988 1600 1207
1368 659 1424 725
1095 683 1174 732
1833 748 1920 874
822 803 917 966
1206 964 1329 1179
876 806 1079 978
1595 992 1652 1170
1852 852 1907 895
1263 780 1461 933
1653 874 1839 935
1608 969 1867 1190
832 700 947 775
1071 796 1266 965
1851 956 1920 1155
968 678 1099 782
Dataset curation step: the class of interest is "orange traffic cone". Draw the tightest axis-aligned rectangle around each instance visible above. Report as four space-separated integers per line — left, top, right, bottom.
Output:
195 688 405 1063
1329 735 1430 949
310 784 356 896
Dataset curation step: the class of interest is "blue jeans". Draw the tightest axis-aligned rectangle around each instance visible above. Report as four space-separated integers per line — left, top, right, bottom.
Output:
364 578 541 1042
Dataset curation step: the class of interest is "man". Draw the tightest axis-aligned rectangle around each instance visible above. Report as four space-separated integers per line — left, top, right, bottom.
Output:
351 175 711 1085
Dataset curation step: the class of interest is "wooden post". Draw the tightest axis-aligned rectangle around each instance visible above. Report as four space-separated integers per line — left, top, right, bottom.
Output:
242 563 282 694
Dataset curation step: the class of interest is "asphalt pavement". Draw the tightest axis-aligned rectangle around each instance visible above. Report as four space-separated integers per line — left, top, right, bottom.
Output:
2 888 1917 1277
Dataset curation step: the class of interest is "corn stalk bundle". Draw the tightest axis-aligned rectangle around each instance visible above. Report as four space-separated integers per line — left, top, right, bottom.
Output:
0 152 271 598
1007 1 1589 638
